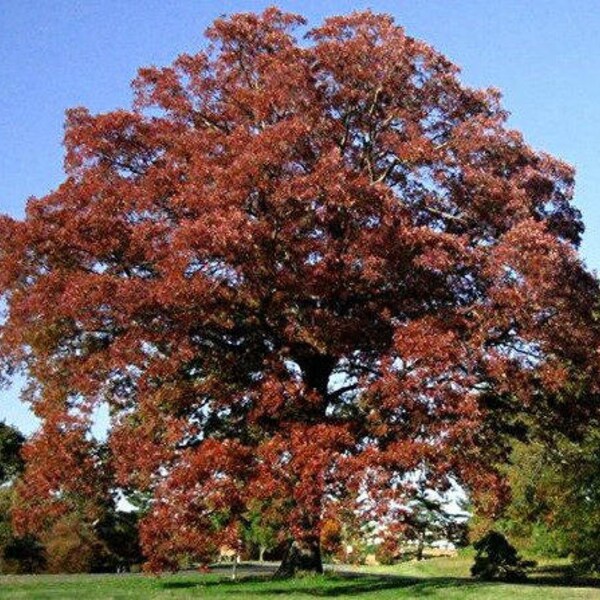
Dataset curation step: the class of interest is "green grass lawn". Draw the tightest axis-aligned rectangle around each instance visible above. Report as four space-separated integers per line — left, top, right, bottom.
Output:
0 556 598 599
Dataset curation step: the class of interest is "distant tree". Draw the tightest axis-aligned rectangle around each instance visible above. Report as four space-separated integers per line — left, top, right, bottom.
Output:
96 509 144 572
0 488 13 552
1 533 45 575
0 422 24 484
0 423 25 546
1 8 598 577
243 500 281 562
0 424 45 574
0 486 46 574
375 522 406 566
42 513 107 574
9 431 129 573
493 428 600 572
405 481 468 560
11 422 111 551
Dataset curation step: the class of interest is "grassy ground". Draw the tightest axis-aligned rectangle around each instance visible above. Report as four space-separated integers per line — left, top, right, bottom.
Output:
0 556 598 599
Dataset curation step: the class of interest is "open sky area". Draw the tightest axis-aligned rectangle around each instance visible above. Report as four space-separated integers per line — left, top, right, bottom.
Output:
1 0 600 436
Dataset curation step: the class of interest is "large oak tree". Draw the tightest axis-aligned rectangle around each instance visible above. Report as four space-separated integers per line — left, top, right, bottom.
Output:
1 9 598 575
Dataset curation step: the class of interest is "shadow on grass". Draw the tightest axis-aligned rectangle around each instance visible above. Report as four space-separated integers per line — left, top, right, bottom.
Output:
180 573 480 597
160 569 600 597
526 575 600 588
532 564 572 575
250 578 477 597
160 581 203 590
526 563 600 588
158 558 600 596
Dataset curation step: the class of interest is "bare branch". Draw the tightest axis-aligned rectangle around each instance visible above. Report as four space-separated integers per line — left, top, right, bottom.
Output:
421 205 468 224
192 112 229 133
327 383 359 401
371 159 400 186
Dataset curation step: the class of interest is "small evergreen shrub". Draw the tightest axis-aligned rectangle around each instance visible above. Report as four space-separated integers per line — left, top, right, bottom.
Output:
471 531 534 581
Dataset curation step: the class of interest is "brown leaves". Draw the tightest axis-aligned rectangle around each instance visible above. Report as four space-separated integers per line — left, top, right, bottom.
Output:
0 7 598 569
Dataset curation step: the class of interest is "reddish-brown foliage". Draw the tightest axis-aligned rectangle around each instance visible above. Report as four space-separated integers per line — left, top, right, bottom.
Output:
319 518 343 556
1 8 599 572
42 513 106 574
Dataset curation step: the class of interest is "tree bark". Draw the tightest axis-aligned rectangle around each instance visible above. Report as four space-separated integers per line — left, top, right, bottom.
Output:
273 537 323 578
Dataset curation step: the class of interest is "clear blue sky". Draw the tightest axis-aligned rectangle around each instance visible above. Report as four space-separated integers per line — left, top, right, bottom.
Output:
1 0 599 435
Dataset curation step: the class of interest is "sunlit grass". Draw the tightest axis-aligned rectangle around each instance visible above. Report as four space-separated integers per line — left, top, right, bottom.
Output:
0 556 598 599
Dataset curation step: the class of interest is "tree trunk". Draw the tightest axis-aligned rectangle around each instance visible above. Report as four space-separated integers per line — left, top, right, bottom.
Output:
273 537 323 578
272 352 331 579
259 545 266 563
416 533 425 561
231 554 238 580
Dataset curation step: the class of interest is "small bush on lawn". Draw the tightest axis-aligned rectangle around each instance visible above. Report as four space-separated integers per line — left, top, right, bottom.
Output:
471 531 536 581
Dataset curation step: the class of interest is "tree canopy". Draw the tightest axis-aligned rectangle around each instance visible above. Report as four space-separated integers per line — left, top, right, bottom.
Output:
0 8 598 574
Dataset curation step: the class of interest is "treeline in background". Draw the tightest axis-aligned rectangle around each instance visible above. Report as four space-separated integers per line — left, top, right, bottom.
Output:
0 420 598 576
